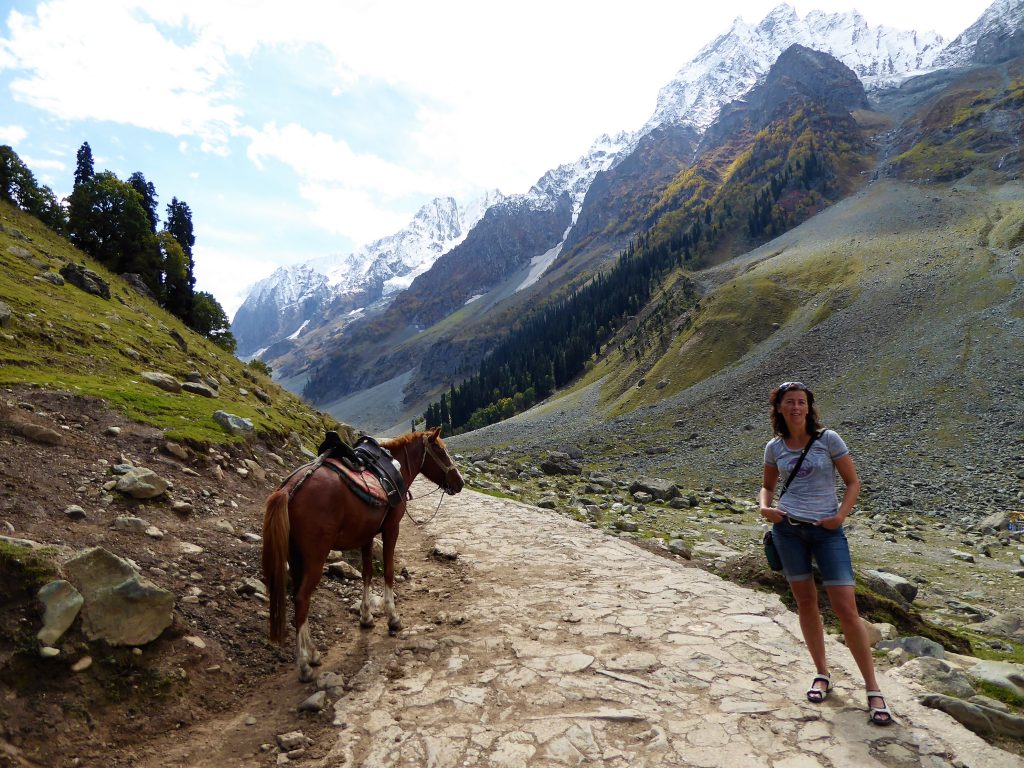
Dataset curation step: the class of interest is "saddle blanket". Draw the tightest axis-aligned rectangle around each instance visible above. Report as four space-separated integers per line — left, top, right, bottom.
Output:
322 457 390 508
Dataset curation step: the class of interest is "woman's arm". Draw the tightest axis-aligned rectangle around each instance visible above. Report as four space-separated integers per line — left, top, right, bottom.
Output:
759 464 784 523
819 453 860 529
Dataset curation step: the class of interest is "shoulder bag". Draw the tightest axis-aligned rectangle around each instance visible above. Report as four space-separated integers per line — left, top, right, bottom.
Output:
763 431 821 571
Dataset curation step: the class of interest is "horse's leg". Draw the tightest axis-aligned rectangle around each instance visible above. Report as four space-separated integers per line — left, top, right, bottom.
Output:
293 559 324 682
359 541 375 628
382 517 402 634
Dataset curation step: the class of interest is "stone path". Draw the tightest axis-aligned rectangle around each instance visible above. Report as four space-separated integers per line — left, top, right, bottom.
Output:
310 484 1021 768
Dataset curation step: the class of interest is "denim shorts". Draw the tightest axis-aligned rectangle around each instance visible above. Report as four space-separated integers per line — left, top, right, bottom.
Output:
771 517 855 587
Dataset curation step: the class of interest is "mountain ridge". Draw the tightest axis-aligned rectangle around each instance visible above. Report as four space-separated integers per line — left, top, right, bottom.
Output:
235 1 1023 437
234 2 952 367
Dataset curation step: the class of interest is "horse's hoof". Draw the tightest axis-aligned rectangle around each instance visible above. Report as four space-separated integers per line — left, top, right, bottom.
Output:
360 618 375 629
388 619 403 635
298 665 314 683
310 655 323 667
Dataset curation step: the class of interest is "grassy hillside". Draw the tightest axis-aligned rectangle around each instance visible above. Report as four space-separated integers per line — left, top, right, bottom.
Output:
0 201 341 446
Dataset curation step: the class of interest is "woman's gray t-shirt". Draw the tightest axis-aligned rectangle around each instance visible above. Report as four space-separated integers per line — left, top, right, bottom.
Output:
764 430 849 522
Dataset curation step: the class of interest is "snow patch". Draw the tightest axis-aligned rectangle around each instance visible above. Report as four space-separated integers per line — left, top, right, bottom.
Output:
517 242 563 293
287 319 311 340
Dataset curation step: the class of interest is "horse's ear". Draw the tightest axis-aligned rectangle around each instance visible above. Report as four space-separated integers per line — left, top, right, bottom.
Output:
429 426 442 440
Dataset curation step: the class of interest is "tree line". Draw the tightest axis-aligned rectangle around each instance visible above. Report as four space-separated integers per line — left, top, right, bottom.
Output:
423 105 854 435
423 236 696 434
0 142 234 351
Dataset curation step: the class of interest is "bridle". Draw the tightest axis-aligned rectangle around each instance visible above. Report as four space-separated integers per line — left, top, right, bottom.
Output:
420 436 461 494
401 438 462 499
401 435 461 525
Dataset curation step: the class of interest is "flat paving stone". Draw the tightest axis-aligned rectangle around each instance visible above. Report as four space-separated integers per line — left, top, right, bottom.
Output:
310 485 1023 768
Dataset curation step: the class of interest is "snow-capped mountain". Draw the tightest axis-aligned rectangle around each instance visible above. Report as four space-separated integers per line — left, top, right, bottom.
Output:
235 2 1000 374
933 0 1024 67
525 131 633 220
311 191 504 299
645 4 945 135
231 191 501 356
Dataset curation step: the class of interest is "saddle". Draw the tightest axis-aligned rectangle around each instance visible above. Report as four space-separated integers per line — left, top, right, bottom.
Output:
317 431 406 508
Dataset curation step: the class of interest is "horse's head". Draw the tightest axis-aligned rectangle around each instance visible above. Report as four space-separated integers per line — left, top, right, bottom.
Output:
421 427 463 495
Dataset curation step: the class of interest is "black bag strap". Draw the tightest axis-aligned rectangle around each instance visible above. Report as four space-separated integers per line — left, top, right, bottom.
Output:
778 430 821 500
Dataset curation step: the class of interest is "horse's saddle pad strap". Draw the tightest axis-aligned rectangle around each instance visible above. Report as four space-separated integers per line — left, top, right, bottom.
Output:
322 459 388 508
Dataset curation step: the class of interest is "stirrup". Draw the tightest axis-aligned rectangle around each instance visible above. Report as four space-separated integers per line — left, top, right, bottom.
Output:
866 690 893 725
806 672 832 703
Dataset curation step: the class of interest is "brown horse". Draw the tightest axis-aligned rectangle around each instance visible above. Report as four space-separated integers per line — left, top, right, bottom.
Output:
261 427 463 681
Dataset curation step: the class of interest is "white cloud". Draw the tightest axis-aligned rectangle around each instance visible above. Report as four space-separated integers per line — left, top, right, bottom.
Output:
1 1 240 147
298 182 411 243
191 243 284 319
0 124 27 144
20 154 64 172
243 121 453 197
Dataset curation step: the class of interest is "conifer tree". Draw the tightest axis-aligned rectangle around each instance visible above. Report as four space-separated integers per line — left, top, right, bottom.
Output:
128 172 159 233
163 198 197 324
73 142 94 188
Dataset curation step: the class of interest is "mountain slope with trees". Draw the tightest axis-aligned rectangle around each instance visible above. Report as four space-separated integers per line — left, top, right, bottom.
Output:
420 45 875 434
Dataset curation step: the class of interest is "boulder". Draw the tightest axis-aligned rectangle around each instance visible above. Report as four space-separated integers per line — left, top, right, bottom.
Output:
973 609 1024 642
967 660 1024 698
628 478 679 501
59 263 110 299
36 580 84 646
114 467 170 499
0 300 12 327
876 635 946 659
182 381 217 398
141 371 182 393
213 410 254 435
920 693 1024 738
62 547 174 646
977 510 1009 532
897 657 976 698
863 569 918 603
540 452 582 476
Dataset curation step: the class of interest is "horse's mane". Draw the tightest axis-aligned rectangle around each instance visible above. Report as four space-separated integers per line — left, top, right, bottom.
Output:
380 431 422 452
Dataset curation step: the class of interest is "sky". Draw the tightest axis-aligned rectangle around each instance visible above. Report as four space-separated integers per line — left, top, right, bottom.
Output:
0 0 996 318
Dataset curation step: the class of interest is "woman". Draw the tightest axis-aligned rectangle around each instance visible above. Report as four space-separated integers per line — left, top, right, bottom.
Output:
758 381 893 726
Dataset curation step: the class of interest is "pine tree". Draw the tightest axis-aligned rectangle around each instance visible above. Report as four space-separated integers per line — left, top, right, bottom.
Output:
164 198 196 323
73 142 94 188
128 172 159 233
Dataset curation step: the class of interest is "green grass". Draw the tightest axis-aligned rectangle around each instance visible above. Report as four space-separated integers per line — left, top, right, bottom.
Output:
0 201 341 447
598 248 862 417
0 540 60 595
989 202 1024 250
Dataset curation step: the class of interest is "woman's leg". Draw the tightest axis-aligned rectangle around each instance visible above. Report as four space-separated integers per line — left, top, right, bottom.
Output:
790 577 829 686
825 585 890 722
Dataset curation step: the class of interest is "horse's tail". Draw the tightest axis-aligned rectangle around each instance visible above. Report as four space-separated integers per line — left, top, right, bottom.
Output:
262 489 290 645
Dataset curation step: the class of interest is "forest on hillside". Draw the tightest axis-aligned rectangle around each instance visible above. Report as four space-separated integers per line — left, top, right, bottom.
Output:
424 105 861 434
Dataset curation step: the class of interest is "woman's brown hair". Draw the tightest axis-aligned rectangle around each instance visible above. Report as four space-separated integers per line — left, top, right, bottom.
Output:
770 382 823 438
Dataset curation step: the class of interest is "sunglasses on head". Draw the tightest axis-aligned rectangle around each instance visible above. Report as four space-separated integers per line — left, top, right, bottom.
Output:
778 381 807 394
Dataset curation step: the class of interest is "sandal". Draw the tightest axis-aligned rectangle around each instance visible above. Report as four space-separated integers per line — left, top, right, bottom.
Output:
867 690 894 726
806 672 832 703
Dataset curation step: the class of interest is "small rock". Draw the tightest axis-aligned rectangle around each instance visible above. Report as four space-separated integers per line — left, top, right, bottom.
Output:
71 656 93 672
276 731 312 751
64 505 86 521
298 690 327 713
432 542 459 560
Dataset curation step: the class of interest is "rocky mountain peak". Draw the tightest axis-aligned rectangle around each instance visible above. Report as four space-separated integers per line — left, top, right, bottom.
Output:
645 4 944 135
934 0 1024 67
